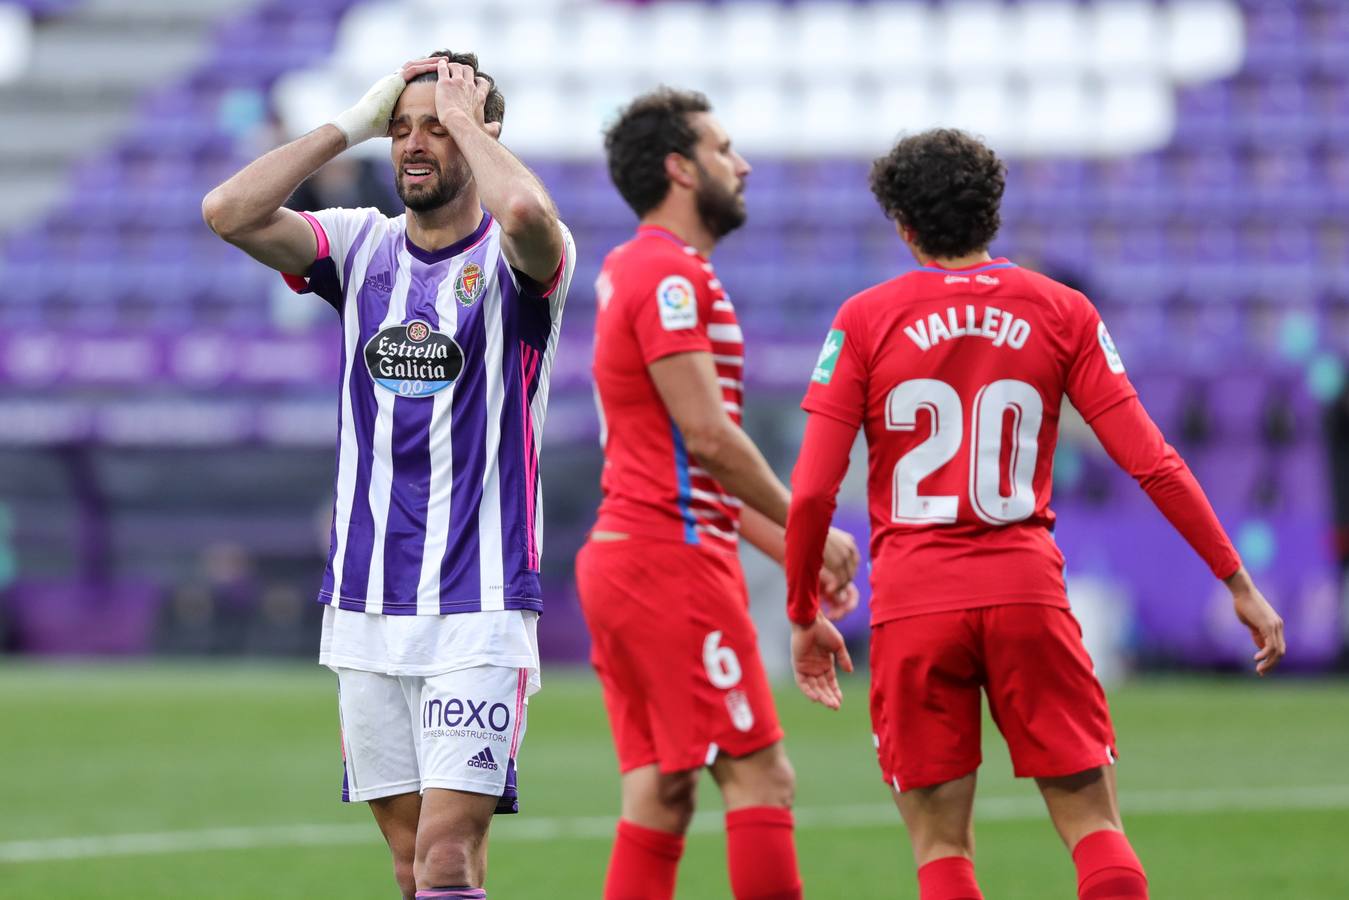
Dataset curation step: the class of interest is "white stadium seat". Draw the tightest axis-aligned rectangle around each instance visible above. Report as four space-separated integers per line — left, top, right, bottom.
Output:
1164 0 1245 84
1093 78 1174 156
1011 1 1089 77
787 2 865 79
943 77 1015 149
937 1 1011 77
857 3 935 76
0 3 32 84
273 0 1246 159
1087 0 1162 75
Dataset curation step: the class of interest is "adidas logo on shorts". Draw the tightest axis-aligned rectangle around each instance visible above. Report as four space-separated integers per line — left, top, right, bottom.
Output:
467 746 499 771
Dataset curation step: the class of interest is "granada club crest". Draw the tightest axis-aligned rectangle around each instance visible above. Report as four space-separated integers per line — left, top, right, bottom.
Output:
455 261 485 307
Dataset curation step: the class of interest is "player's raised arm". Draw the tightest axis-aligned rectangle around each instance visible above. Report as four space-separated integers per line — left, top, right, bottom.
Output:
201 71 407 275
427 58 563 285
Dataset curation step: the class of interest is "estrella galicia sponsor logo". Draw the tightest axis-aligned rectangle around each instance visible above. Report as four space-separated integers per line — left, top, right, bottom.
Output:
363 318 464 398
422 695 512 743
454 261 485 307
467 746 500 771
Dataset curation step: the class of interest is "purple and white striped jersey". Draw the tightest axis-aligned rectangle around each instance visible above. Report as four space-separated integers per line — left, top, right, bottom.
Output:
285 207 575 616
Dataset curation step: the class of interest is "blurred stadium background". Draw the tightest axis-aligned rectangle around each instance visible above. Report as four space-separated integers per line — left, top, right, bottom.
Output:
1 0 1348 897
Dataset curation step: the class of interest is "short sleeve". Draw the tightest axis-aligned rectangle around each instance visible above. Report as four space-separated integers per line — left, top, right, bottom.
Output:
801 300 868 428
511 220 576 320
282 207 380 310
1064 296 1138 423
621 257 714 366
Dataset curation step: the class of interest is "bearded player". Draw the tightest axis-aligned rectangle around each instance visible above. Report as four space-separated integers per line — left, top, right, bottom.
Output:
203 52 574 899
783 129 1285 900
576 88 861 900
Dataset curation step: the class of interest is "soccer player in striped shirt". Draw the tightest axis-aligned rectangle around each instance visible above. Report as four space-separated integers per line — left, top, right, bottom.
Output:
202 51 574 900
576 88 862 900
783 129 1286 900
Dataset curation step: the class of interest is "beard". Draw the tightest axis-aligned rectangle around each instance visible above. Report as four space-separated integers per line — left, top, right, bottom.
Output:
396 158 471 212
694 164 747 239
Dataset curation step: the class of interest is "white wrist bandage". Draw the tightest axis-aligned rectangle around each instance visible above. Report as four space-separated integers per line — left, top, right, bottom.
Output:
329 72 406 147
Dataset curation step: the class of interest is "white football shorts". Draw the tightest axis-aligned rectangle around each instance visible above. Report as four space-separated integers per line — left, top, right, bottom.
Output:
335 664 529 813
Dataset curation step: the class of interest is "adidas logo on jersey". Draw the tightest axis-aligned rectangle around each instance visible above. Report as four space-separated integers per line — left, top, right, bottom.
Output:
363 270 393 294
467 746 499 771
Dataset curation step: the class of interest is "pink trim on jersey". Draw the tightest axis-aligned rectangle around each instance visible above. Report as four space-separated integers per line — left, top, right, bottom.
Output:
508 667 528 759
519 342 543 570
281 212 332 293
298 211 331 259
539 238 568 298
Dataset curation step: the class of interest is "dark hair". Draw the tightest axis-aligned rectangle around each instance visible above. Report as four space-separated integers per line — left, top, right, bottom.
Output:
408 49 505 126
603 87 711 217
869 128 1006 259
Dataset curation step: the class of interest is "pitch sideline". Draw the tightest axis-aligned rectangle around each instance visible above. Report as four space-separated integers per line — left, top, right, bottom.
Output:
3 783 1347 864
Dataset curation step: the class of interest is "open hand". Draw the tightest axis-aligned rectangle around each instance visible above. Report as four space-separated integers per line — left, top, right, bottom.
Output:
1233 584 1286 676
431 58 499 138
791 614 853 710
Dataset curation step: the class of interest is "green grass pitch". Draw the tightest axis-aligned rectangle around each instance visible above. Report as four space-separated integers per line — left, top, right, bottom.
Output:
2 663 1347 898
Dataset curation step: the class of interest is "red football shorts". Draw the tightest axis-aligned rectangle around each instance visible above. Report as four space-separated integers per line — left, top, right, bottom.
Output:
575 537 784 774
870 604 1117 792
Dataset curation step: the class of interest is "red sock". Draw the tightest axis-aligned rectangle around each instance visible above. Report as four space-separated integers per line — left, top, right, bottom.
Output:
1072 829 1148 900
724 806 802 900
604 819 684 900
916 856 983 900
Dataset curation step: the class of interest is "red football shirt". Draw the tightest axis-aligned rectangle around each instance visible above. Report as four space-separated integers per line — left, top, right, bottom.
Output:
800 259 1138 623
590 225 744 551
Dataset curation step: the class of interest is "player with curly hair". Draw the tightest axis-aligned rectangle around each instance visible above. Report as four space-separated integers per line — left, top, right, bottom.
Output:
782 129 1285 900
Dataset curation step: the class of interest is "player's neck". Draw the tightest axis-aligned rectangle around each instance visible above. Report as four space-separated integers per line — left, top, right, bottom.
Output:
914 249 995 270
639 209 717 257
404 192 485 254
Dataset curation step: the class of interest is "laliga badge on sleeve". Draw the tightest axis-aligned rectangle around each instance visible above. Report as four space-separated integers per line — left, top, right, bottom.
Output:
1097 321 1126 374
812 328 845 384
656 275 697 330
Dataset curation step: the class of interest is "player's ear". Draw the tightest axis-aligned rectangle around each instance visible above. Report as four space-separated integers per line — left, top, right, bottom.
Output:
484 120 502 140
664 152 697 190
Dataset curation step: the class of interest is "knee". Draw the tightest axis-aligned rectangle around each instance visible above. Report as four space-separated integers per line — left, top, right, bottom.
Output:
415 829 485 889
719 749 797 810
655 770 700 829
763 755 796 808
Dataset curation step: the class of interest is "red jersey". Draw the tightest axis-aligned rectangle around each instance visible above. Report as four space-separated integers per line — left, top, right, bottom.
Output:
800 259 1137 622
590 225 744 551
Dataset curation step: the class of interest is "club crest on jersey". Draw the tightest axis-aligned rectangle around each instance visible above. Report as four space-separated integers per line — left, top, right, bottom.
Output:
454 262 485 307
656 275 697 330
1097 321 1126 374
812 329 845 384
364 318 464 398
725 689 755 733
